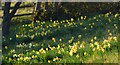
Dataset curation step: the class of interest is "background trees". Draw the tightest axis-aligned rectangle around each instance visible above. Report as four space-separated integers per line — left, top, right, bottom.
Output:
34 2 119 21
2 2 119 37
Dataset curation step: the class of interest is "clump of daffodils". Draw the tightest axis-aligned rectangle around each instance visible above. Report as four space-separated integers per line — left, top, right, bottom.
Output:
80 41 85 49
10 49 15 53
39 48 46 54
69 41 84 56
23 57 31 62
69 44 77 56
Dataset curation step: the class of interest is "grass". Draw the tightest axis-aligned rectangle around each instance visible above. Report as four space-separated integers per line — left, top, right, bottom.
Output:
2 12 119 64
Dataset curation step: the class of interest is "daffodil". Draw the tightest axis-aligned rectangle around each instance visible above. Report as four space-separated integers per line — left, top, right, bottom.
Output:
41 43 44 47
76 54 79 59
31 34 35 40
46 48 48 51
32 50 35 53
115 26 118 29
84 27 87 30
108 18 111 23
94 17 96 19
108 29 110 32
84 16 87 20
48 60 51 63
39 48 46 54
36 43 38 47
58 25 60 29
91 26 93 28
108 43 110 48
16 34 19 38
36 51 40 55
89 24 91 26
57 44 60 49
78 35 81 38
13 54 17 57
61 48 64 52
77 41 80 45
20 57 23 60
12 49 15 53
56 57 59 61
115 13 119 18
94 36 97 40
113 37 117 42
58 50 61 54
18 53 23 57
90 43 94 48
59 38 62 42
114 24 116 26
81 16 83 20
80 23 83 25
101 48 105 53
50 19 52 22
0 50 2 52
10 38 12 40
63 20 65 22
109 33 112 36
5 46 7 49
52 38 56 42
91 39 94 42
9 58 12 61
94 41 99 45
32 55 35 59
22 25 25 27
68 40 72 44
53 58 56 61
73 48 77 53
92 22 94 25
109 12 111 14
71 18 74 21
77 18 80 21
97 45 100 50
93 48 95 52
50 47 54 50
69 51 73 56
84 52 87 56
103 45 107 49
64 25 67 27
25 24 27 26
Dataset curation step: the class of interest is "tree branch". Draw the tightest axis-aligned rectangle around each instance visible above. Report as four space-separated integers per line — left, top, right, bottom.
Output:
9 2 21 19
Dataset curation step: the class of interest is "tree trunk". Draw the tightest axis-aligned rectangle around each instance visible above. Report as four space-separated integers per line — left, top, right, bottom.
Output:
2 2 11 37
2 2 21 37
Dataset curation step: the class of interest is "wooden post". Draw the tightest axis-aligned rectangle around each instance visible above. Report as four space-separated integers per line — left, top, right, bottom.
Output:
32 3 36 27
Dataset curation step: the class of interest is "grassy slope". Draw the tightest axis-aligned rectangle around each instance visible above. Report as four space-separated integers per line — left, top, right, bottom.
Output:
2 12 119 63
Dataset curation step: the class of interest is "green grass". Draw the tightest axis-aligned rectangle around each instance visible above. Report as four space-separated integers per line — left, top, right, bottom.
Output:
2 12 119 64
